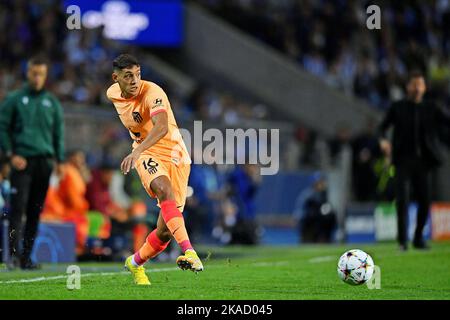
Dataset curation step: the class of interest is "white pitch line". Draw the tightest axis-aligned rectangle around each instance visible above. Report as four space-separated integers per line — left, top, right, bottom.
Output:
307 255 336 264
252 261 289 267
0 267 179 284
1 275 68 284
0 261 289 285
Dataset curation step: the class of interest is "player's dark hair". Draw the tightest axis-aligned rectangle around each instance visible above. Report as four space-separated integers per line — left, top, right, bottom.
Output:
113 54 140 71
28 55 49 67
407 70 425 82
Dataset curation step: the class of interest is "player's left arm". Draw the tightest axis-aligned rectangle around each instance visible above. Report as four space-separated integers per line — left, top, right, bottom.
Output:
121 111 168 175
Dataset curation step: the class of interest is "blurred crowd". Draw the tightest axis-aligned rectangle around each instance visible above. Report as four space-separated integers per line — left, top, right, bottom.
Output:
198 0 450 111
0 0 150 106
285 118 395 202
0 0 270 126
196 0 450 202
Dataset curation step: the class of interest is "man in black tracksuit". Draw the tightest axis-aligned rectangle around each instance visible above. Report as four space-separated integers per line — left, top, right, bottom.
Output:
0 57 65 269
378 71 450 251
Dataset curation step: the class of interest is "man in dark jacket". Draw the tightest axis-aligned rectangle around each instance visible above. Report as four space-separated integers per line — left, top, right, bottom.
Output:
0 56 65 269
378 71 450 251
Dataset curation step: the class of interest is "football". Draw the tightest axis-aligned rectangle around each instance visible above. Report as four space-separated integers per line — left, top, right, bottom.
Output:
337 249 375 285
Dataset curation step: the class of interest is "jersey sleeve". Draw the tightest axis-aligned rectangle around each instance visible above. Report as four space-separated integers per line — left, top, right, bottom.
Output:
146 86 169 118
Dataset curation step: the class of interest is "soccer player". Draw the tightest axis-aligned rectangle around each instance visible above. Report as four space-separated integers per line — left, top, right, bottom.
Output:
106 54 203 285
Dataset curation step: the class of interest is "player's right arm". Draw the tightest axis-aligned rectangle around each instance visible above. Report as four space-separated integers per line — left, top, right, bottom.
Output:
378 103 395 138
135 111 169 154
377 103 396 156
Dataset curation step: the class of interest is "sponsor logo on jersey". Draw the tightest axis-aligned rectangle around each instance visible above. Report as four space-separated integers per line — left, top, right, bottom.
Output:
152 98 163 109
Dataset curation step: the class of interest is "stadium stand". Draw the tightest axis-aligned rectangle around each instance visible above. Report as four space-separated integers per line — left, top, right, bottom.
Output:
195 0 450 111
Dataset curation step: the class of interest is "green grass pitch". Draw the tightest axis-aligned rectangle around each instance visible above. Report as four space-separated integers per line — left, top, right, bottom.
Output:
1 242 450 300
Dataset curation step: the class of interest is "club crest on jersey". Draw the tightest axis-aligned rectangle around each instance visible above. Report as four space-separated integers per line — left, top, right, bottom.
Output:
42 99 52 108
132 111 143 123
143 158 158 174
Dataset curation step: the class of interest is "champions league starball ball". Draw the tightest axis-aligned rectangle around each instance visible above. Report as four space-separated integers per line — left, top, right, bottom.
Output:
337 249 375 285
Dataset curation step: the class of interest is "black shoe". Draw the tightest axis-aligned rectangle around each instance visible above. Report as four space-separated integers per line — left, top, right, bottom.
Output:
20 258 42 270
413 238 430 250
399 243 408 252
